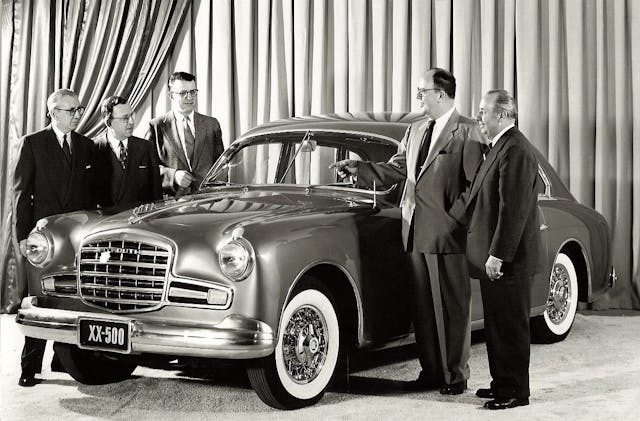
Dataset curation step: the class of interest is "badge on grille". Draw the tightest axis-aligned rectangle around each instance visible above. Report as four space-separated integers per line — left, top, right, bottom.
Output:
99 251 111 263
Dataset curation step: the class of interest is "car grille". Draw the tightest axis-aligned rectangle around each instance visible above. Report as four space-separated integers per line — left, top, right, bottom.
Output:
79 239 170 312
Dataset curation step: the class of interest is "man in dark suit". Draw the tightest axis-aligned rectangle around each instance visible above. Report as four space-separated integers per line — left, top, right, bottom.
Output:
94 96 162 209
13 89 96 387
146 71 224 196
331 68 485 395
457 89 541 409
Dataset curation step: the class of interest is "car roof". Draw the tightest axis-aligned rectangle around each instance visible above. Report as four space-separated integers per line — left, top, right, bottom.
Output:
240 112 425 142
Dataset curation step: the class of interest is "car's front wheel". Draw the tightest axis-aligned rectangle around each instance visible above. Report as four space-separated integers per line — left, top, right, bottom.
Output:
53 342 137 385
531 252 579 343
247 277 340 409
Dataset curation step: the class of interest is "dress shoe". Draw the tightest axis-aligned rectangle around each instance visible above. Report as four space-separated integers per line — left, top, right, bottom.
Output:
18 374 38 387
440 381 467 395
476 388 496 399
484 397 529 410
403 372 441 391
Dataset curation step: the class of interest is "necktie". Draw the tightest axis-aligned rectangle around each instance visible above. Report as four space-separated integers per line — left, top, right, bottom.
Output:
183 116 195 163
118 140 127 169
62 134 71 164
415 120 435 177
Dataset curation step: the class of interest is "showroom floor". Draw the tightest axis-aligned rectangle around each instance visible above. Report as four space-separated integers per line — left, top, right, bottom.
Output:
1 311 639 421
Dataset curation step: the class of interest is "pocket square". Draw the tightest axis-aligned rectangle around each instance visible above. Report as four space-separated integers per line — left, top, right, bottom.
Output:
138 165 148 169
85 165 92 169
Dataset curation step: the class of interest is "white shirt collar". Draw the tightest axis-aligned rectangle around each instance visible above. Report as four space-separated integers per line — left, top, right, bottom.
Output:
490 123 515 147
433 105 455 128
106 131 128 158
51 124 70 149
174 110 195 125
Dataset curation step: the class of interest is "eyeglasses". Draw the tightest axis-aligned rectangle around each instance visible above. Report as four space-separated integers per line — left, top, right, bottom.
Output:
416 88 441 100
55 106 85 116
111 113 136 122
170 89 198 99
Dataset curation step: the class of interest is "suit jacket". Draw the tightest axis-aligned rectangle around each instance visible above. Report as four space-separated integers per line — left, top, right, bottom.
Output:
13 126 96 241
93 134 163 209
463 126 541 280
358 110 485 253
147 111 224 196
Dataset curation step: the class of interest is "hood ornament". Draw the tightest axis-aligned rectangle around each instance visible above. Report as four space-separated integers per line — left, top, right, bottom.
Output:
128 202 159 224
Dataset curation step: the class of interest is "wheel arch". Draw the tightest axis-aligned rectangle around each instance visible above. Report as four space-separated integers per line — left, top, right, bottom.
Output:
281 262 363 350
557 239 591 302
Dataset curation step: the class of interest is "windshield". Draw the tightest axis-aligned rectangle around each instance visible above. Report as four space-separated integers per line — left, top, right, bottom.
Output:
202 130 400 188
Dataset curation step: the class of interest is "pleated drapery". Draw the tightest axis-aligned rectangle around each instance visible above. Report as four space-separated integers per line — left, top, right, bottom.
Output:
0 0 189 312
2 0 639 310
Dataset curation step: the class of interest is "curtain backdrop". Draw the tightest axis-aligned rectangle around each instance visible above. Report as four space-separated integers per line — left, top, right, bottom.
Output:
0 0 189 312
2 0 639 310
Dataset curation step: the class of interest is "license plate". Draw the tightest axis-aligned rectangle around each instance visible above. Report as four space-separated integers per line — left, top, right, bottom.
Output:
78 318 131 353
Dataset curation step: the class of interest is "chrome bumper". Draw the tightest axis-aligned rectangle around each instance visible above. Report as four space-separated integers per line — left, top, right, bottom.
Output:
16 296 275 359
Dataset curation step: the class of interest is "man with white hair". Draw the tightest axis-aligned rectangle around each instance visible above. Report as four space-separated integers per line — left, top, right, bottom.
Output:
13 88 96 387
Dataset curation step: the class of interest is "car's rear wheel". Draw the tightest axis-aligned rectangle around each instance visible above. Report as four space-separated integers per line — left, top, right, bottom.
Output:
531 252 579 343
247 276 340 409
53 342 137 385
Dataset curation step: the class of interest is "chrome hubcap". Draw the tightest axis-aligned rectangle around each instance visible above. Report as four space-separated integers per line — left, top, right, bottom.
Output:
547 263 571 324
281 305 328 384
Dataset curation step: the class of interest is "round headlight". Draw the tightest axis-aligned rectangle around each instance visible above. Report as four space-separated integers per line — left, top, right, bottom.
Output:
25 231 53 267
219 238 254 281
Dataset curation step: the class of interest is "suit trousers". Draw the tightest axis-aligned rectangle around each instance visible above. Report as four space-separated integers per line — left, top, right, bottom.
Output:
21 336 47 375
409 252 471 385
480 274 532 399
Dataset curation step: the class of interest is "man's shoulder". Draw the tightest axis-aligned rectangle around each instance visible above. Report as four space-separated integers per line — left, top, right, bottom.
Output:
149 111 172 127
455 113 479 129
195 112 220 126
22 127 52 143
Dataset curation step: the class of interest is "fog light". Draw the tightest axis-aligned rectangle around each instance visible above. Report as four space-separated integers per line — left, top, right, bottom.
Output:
42 276 55 292
207 288 229 305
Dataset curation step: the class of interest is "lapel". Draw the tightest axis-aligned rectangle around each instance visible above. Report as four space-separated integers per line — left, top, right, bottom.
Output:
417 110 459 180
163 112 191 170
191 112 207 171
43 126 66 209
467 127 515 203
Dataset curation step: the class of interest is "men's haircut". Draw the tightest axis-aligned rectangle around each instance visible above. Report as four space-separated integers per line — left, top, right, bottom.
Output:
431 68 456 98
486 89 518 120
168 71 196 88
101 95 128 123
46 89 77 112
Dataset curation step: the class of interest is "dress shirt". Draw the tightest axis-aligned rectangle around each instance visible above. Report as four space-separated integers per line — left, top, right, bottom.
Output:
174 110 195 169
52 124 72 153
428 105 456 156
106 132 128 160
489 123 515 148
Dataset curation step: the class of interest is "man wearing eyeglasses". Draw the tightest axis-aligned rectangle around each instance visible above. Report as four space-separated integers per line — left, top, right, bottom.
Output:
13 88 96 387
146 71 224 196
93 96 162 209
332 68 485 395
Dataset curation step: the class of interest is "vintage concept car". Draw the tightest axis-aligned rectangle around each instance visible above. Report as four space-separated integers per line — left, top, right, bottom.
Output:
17 113 615 409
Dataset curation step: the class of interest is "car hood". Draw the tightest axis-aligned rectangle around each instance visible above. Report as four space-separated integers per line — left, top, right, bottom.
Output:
51 187 379 241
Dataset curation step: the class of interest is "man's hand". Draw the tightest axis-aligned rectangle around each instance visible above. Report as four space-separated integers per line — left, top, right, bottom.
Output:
329 159 359 180
19 239 27 257
175 170 195 188
485 255 503 280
